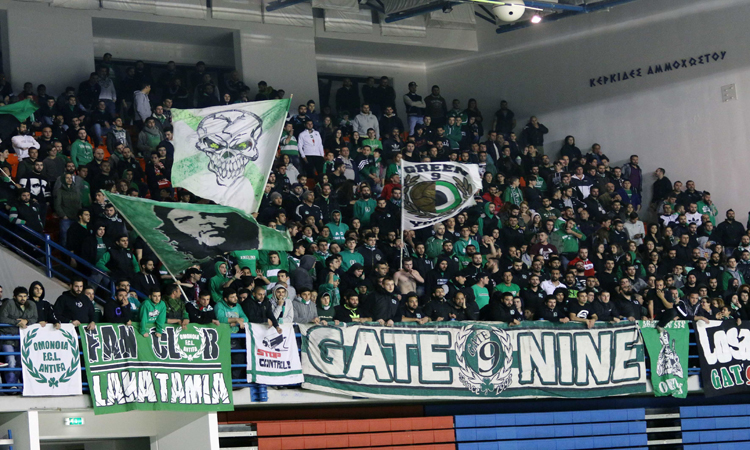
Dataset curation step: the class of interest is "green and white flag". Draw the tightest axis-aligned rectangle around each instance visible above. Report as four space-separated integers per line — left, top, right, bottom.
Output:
638 320 689 398
104 193 292 275
80 323 234 415
21 324 82 397
402 161 482 230
171 99 290 214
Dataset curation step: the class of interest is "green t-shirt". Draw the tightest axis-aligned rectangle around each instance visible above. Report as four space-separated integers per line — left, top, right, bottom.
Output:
472 285 491 309
341 250 364 271
231 250 259 276
70 140 93 168
494 283 520 297
326 221 349 245
362 138 382 151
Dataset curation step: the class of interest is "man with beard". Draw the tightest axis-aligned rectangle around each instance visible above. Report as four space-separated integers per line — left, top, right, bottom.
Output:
521 274 546 316
615 278 643 321
398 292 430 324
0 287 37 384
487 292 521 325
104 289 133 324
243 286 281 332
334 291 372 323
131 258 160 297
54 278 96 331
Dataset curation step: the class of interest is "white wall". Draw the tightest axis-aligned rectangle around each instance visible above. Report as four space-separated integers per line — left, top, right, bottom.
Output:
5 3 95 95
0 247 68 301
429 0 750 213
93 37 235 68
0 411 40 450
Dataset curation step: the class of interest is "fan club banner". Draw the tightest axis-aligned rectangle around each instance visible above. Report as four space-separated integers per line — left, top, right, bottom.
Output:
402 161 482 230
638 320 689 398
80 323 234 415
695 320 750 397
20 324 82 397
245 323 303 385
171 99 290 215
104 193 292 275
299 322 646 399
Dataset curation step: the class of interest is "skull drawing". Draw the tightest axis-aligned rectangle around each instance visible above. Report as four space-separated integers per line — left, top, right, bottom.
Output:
195 110 263 186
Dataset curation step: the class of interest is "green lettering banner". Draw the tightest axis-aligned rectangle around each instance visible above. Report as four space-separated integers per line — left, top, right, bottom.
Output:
638 321 689 398
80 323 234 415
299 322 646 399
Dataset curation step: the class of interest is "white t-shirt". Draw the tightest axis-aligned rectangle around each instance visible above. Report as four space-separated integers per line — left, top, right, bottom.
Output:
11 135 41 160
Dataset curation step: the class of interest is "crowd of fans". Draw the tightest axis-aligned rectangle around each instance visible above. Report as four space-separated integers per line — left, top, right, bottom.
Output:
0 55 749 390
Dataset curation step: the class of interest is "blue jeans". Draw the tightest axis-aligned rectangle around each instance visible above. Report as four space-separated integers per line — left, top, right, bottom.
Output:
59 218 74 248
408 116 424 135
90 123 110 147
2 344 19 386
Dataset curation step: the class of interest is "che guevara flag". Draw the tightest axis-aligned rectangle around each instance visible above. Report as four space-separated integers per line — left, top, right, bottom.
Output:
402 161 482 230
104 193 292 275
170 99 290 215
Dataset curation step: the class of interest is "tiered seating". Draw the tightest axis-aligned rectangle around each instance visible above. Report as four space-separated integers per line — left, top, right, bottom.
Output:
454 408 648 450
256 416 455 450
681 405 750 449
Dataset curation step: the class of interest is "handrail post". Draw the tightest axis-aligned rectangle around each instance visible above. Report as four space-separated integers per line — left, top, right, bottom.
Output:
44 234 53 279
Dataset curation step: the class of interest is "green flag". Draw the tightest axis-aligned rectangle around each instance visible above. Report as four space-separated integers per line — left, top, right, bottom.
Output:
170 99 290 214
639 320 689 398
104 193 292 275
80 322 233 415
0 99 39 122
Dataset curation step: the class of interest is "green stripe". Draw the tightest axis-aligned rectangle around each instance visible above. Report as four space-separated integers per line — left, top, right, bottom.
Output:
255 370 303 377
304 375 645 398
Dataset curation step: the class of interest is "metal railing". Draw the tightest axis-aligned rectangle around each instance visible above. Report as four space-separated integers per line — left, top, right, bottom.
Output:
0 211 146 305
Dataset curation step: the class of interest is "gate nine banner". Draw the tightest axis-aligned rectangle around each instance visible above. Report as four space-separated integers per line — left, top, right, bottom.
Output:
300 321 645 399
80 323 233 414
21 324 82 397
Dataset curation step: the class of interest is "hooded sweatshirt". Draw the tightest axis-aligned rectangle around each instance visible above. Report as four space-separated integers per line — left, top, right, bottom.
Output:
317 298 335 321
271 288 294 325
29 281 59 324
215 299 248 333
209 261 231 303
290 255 316 292
325 210 349 245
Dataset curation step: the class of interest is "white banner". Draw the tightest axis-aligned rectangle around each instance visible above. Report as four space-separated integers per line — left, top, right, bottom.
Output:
299 322 646 400
246 323 303 385
402 161 482 230
21 324 82 397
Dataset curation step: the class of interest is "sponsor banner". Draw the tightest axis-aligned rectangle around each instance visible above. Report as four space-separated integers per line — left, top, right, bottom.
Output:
80 323 233 414
402 161 482 230
104 193 292 275
246 323 303 385
21 324 82 397
171 100 290 215
638 320 689 398
695 320 750 397
299 322 646 399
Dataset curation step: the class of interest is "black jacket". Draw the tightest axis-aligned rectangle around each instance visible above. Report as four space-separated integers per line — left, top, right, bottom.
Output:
186 302 217 325
715 219 746 248
54 291 96 324
241 298 279 328
365 288 400 322
104 301 133 324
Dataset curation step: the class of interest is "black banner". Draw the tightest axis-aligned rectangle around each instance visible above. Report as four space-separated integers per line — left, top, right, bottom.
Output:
695 320 750 397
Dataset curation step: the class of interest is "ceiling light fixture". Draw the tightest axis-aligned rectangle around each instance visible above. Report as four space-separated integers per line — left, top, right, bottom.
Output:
531 14 542 23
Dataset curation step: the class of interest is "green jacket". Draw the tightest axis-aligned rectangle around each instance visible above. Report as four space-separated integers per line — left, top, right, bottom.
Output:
454 238 480 257
696 201 719 225
215 300 248 333
209 261 231 304
354 198 376 226
426 236 447 261
139 299 167 335
70 140 94 168
445 125 461 149
326 220 349 245
503 186 524 206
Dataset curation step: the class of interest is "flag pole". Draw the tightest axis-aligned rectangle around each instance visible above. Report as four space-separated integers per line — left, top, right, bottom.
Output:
400 157 404 271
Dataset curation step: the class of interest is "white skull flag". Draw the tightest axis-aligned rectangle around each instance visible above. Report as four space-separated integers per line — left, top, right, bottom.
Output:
171 100 290 214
